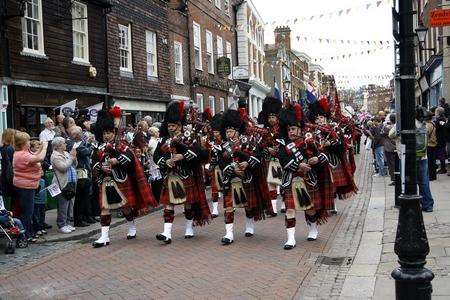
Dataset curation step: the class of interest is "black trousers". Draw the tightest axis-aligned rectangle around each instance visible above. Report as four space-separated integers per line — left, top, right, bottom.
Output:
385 151 398 182
74 178 93 223
32 203 46 231
427 147 437 181
355 138 361 154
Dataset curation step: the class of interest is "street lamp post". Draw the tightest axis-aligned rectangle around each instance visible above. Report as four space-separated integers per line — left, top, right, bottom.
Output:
391 1 434 299
283 75 291 104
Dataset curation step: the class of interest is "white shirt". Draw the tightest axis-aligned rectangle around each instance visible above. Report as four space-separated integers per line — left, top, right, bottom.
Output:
0 196 5 210
39 128 55 142
72 141 82 149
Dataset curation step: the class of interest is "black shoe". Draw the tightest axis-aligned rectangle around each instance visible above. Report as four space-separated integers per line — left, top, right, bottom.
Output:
156 233 172 244
43 223 53 230
280 208 286 214
94 216 101 222
422 207 433 213
330 209 338 215
388 182 395 186
245 232 254 237
74 221 89 227
185 235 194 239
267 212 278 218
284 244 296 250
211 214 219 219
92 241 110 248
127 234 136 240
221 237 233 245
86 217 97 224
438 169 447 174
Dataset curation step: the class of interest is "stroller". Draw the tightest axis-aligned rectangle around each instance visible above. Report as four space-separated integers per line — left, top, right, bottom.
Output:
0 211 28 254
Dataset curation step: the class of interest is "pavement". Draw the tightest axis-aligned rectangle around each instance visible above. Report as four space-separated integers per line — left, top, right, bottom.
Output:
0 147 448 299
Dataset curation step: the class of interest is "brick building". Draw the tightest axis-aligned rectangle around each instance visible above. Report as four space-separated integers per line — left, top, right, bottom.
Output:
187 0 236 114
106 0 171 123
265 26 309 103
0 0 111 135
168 0 191 103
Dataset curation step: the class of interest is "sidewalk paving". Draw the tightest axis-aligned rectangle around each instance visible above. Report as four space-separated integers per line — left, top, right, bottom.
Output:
342 163 450 299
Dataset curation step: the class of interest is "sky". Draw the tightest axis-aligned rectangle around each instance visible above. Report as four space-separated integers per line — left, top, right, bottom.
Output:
252 0 395 90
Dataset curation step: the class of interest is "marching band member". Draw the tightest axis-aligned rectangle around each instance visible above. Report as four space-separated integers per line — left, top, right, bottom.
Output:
154 101 211 244
278 104 331 250
257 96 284 216
218 109 271 245
91 107 157 248
207 112 224 218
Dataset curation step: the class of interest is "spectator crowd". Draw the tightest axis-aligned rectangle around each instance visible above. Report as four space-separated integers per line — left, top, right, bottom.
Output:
0 112 161 244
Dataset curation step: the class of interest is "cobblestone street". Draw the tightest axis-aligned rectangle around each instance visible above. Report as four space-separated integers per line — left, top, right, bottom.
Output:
0 150 370 299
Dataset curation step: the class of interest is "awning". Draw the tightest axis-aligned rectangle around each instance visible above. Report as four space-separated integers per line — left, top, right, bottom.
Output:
114 100 166 112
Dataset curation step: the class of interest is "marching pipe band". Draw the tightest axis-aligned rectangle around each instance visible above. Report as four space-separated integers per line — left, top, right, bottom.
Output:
89 96 361 250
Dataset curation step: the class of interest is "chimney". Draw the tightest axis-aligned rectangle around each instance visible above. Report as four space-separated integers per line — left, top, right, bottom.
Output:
274 26 291 50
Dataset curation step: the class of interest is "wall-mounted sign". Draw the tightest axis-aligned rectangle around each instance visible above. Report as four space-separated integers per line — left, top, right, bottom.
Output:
429 9 450 27
233 66 249 80
217 57 231 77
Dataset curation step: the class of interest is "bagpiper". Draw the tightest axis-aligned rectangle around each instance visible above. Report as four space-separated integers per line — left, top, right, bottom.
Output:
206 112 224 218
154 101 211 244
91 107 157 248
217 108 271 245
278 104 331 250
257 96 284 216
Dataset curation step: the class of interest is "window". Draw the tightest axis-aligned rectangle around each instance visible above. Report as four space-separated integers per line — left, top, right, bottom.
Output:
217 36 223 58
119 24 132 72
22 0 45 55
226 41 232 79
220 97 225 112
206 31 214 74
72 2 89 63
174 42 183 84
146 31 158 78
214 0 221 9
209 96 215 114
193 22 202 70
196 94 204 112
224 0 230 15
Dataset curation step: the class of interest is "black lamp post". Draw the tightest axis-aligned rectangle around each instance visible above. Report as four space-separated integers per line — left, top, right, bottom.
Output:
391 1 434 299
415 25 436 54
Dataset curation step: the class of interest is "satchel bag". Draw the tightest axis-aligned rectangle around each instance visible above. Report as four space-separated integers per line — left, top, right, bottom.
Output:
54 171 76 200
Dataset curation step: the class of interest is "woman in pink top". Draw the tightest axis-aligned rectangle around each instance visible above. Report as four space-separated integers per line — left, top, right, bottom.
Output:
13 132 48 242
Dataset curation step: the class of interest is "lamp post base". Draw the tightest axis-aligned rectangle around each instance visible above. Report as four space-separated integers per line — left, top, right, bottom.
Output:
392 267 434 300
392 194 434 299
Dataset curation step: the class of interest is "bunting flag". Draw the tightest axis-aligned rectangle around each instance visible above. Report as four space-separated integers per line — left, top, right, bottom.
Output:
264 0 391 27
295 36 392 46
311 45 392 62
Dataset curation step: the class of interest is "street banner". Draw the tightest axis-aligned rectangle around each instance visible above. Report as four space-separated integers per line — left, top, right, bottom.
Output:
87 102 103 122
55 99 77 116
429 9 450 27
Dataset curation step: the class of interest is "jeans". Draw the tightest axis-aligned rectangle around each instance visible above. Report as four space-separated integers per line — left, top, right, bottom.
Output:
15 188 36 238
33 203 46 231
375 146 386 176
56 195 73 229
418 159 434 210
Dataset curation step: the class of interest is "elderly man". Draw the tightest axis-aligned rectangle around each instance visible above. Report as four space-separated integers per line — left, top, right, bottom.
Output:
143 115 153 128
39 118 56 142
67 126 95 227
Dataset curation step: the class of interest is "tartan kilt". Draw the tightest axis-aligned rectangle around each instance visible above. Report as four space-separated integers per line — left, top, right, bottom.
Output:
316 166 335 211
331 161 350 187
210 167 222 198
282 179 320 211
160 176 200 206
99 178 137 211
223 179 268 221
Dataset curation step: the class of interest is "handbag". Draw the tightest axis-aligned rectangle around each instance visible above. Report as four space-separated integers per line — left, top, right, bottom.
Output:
54 171 76 199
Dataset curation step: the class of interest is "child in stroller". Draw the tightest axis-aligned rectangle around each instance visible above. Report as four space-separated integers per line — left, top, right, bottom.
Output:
0 197 28 254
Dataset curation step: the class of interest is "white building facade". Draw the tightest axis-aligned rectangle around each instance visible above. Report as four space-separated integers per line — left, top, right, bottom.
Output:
235 0 270 118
